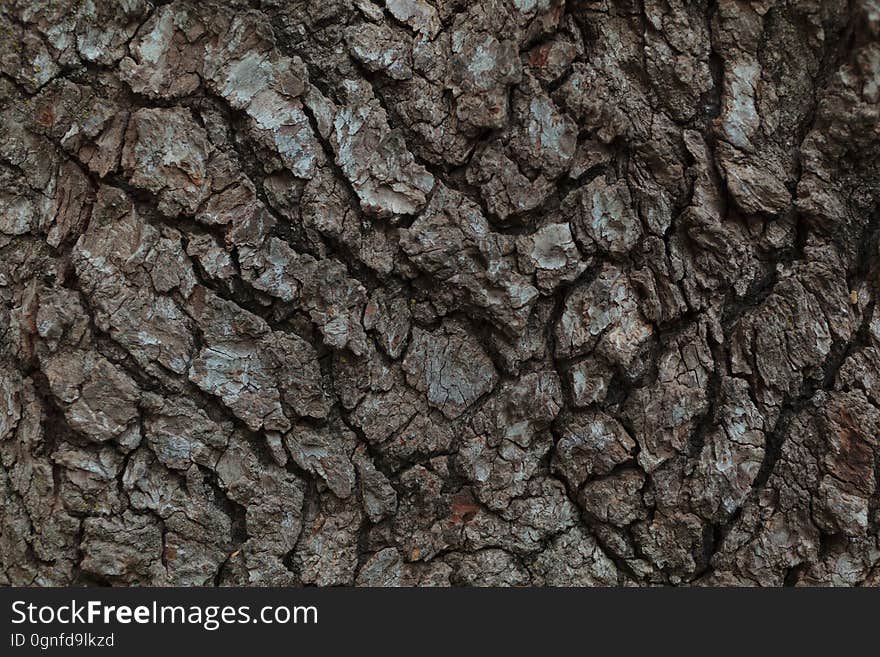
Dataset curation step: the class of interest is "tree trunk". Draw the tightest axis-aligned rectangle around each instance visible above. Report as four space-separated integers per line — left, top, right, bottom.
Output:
1 0 878 586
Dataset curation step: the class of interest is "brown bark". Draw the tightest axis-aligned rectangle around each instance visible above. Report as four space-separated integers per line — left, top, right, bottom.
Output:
1 0 879 586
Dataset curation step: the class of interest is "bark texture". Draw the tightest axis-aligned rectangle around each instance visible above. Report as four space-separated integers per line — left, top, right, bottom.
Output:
1 0 879 587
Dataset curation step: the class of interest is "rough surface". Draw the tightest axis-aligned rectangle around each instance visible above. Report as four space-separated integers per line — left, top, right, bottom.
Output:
1 0 879 587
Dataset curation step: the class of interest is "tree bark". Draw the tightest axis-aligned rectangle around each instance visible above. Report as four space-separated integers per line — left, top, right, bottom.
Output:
1 0 878 586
